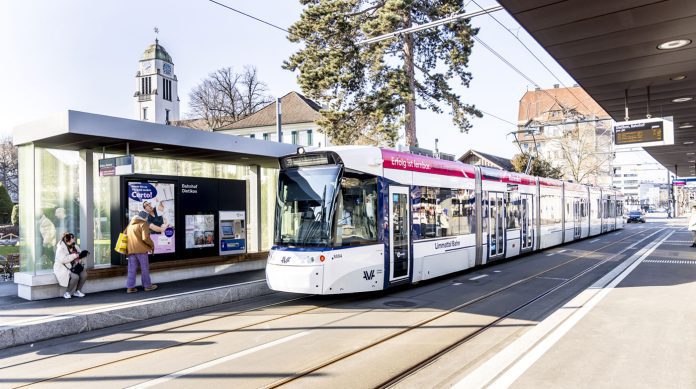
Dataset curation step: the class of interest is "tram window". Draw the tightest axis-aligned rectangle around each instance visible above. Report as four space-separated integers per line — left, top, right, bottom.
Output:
413 186 436 239
540 194 561 225
413 187 476 239
332 173 378 246
451 189 475 236
506 193 519 229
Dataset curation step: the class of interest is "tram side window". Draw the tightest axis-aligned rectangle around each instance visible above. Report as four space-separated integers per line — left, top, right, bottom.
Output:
413 187 476 239
506 192 520 229
597 199 602 218
540 194 562 225
332 174 378 246
451 189 476 235
413 186 437 239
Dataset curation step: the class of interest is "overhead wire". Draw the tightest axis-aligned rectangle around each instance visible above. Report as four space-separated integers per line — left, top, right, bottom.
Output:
470 0 595 115
205 0 539 138
208 0 289 33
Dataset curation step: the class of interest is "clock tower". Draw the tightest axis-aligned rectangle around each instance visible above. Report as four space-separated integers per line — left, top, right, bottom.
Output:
134 39 179 124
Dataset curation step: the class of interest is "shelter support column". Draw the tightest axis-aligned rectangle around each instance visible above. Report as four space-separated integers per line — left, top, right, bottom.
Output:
79 150 94 268
248 164 262 253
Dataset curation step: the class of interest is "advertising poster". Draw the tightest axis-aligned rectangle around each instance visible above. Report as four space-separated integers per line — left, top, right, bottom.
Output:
128 181 176 254
185 214 215 249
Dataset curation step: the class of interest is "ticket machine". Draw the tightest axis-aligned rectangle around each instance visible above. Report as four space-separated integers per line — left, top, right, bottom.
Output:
219 210 246 255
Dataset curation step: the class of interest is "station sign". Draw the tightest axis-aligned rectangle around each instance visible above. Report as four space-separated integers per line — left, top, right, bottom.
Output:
614 117 674 148
99 155 134 176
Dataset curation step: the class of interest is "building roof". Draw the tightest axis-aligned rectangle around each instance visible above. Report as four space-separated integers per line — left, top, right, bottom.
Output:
518 86 609 123
217 91 323 131
458 149 514 171
141 39 173 64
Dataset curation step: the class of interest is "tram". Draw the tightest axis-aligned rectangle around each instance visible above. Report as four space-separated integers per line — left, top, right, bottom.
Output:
266 146 624 294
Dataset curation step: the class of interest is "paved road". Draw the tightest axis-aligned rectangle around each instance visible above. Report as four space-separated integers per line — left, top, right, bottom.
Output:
0 218 691 388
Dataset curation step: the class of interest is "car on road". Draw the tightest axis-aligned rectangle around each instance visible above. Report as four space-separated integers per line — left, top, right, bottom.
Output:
626 211 646 223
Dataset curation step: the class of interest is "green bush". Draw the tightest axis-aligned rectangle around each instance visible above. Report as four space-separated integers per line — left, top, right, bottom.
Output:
0 185 12 224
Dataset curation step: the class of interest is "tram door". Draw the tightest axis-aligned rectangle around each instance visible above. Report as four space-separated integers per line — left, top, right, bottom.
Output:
573 199 581 239
520 194 533 251
488 192 505 258
389 186 410 282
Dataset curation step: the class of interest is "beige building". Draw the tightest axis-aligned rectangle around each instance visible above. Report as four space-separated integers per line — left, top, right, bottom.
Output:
175 91 330 147
515 85 613 186
217 92 329 147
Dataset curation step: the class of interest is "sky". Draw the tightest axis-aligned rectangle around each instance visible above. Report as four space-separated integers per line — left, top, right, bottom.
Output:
0 0 584 159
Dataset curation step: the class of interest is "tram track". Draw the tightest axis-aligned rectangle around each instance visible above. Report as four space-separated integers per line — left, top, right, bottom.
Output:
264 227 665 388
4 227 661 388
2 294 350 379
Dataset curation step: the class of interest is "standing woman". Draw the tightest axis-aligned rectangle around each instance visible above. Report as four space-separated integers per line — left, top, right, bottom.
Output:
54 232 88 299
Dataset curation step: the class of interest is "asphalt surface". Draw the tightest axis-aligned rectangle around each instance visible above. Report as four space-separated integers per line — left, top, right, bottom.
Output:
0 216 693 388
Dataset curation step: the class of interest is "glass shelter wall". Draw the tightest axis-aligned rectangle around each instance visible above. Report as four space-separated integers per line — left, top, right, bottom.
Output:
19 146 80 274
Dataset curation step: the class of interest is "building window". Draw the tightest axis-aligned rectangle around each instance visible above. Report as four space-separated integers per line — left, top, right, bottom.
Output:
307 130 313 146
263 133 269 141
142 77 151 94
291 131 298 145
162 79 172 102
143 107 148 121
165 109 170 124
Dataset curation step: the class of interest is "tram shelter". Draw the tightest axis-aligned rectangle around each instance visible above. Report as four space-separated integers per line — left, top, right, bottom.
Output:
13 110 295 300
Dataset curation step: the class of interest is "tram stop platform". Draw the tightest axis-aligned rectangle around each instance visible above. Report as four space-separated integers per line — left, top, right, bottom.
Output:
458 223 696 388
0 269 270 351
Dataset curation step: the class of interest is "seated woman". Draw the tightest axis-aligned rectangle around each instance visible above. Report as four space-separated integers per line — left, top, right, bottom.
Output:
53 232 88 299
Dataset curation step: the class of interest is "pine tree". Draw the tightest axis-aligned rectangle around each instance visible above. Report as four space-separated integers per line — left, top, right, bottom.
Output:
284 0 481 146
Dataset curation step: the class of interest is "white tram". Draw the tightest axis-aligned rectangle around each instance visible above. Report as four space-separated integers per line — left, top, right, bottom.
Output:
266 146 624 294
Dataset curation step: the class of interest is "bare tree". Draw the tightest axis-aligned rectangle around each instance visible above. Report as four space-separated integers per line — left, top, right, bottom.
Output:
551 119 613 185
0 137 18 201
187 66 273 130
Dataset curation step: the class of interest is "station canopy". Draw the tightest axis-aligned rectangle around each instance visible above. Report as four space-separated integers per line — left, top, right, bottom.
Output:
498 0 696 176
13 110 297 168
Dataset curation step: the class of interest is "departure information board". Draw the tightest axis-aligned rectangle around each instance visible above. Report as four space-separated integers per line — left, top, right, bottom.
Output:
613 118 673 148
615 120 663 145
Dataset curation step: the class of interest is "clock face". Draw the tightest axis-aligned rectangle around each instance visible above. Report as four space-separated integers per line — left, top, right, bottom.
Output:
142 61 153 73
163 63 172 75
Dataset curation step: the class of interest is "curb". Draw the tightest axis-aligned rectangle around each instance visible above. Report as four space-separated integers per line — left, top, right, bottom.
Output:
0 279 273 350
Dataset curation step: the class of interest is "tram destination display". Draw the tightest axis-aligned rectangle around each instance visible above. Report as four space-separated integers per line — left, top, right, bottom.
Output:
613 118 674 148
615 121 663 145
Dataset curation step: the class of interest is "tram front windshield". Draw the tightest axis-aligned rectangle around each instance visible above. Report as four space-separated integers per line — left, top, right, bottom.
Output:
275 165 341 246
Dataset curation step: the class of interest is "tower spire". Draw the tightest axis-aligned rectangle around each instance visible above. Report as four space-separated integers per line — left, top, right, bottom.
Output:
154 26 159 44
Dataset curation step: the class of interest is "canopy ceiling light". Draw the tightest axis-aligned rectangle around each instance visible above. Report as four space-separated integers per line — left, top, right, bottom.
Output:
669 75 687 81
672 97 693 103
657 39 692 50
